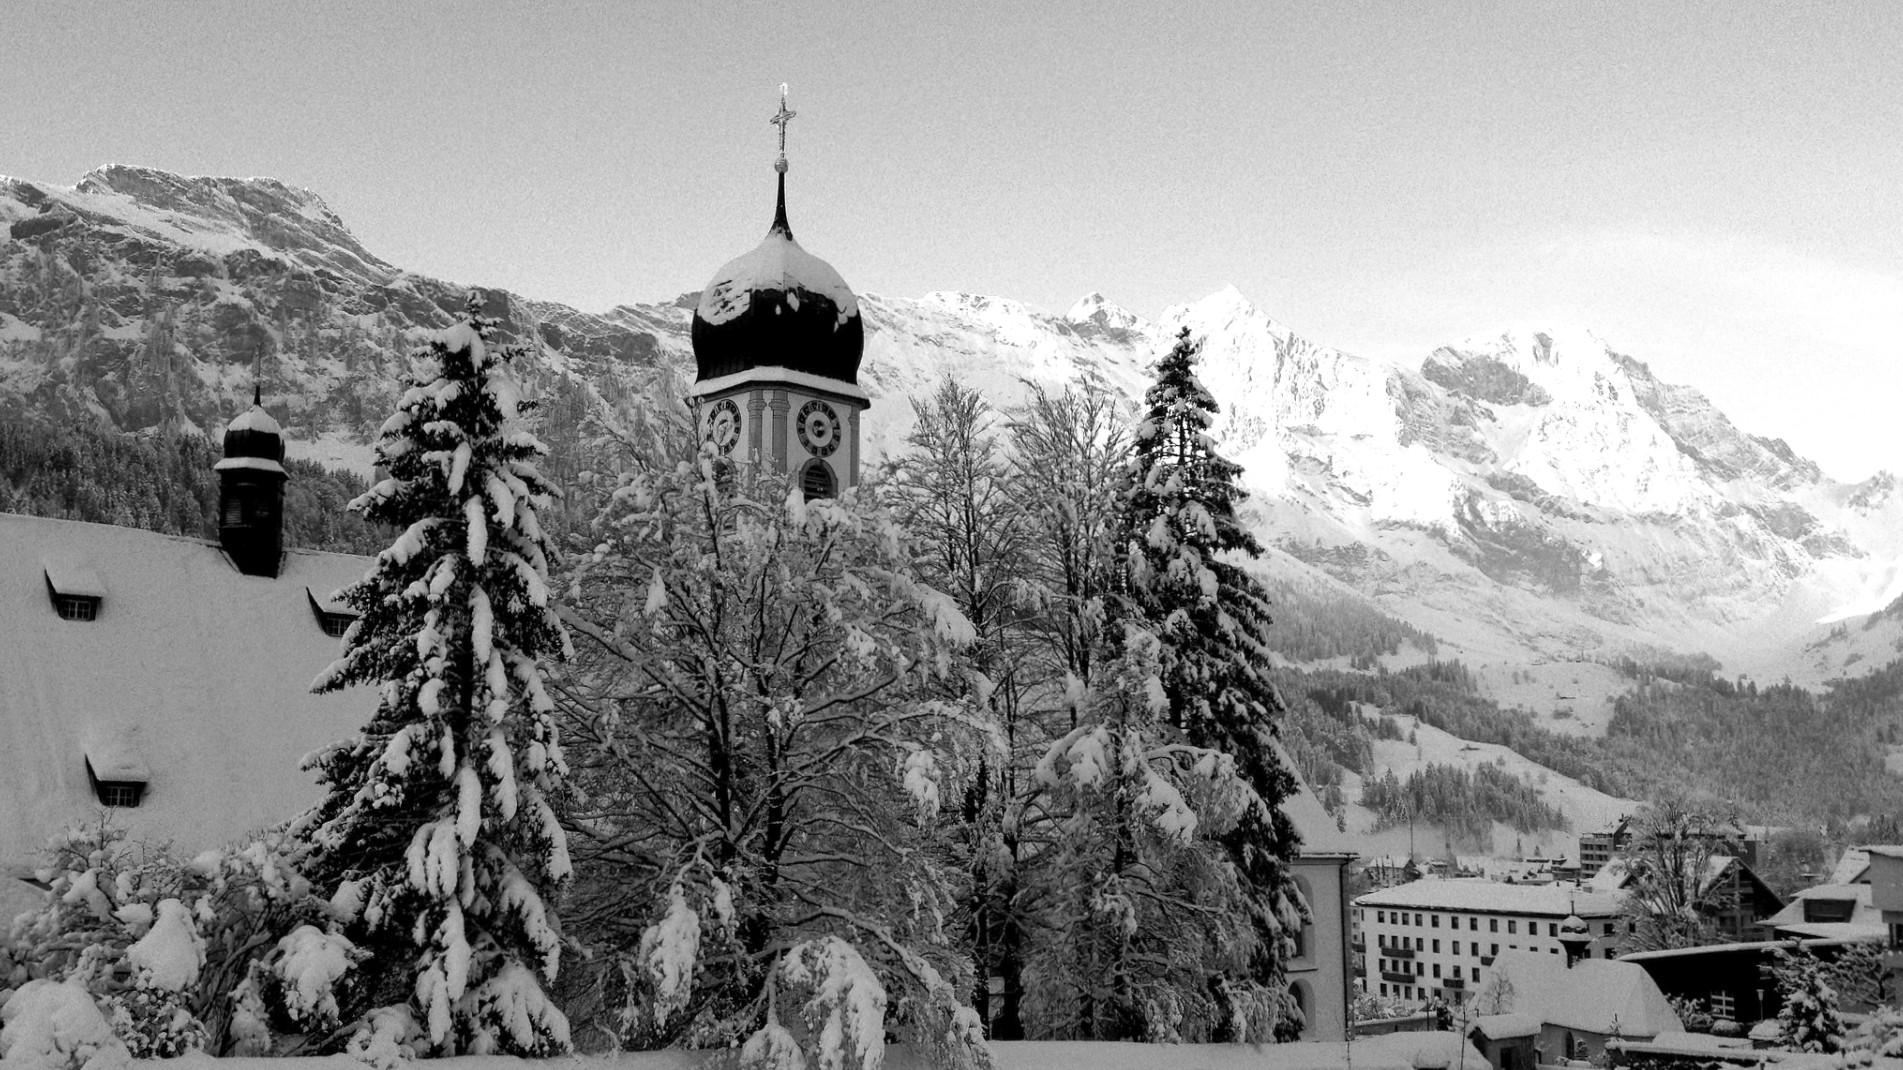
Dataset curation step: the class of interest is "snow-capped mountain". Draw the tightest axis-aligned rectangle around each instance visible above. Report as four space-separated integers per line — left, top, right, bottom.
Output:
4 165 1899 678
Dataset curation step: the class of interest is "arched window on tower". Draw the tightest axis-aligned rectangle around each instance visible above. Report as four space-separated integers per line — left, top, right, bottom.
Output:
799 459 835 501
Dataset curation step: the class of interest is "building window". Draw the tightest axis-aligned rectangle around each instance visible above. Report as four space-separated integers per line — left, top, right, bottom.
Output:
1433 940 1440 953
1548 923 1558 937
1378 911 1385 924
1471 942 1479 956
1469 917 1478 930
1415 913 1423 926
1432 963 1441 979
1381 983 1389 996
54 595 100 621
1453 965 1463 979
1432 914 1440 928
1378 934 1386 948
1604 922 1616 935
1452 942 1460 956
1710 992 1736 1019
1508 920 1517 934
308 589 359 639
98 783 140 808
1491 943 1499 956
1490 918 1499 932
799 459 836 501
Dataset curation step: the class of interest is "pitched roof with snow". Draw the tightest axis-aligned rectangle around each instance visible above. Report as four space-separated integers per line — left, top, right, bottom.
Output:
1355 878 1625 917
1831 847 1871 884
1766 883 1885 939
1469 1013 1542 1040
0 513 375 880
1482 949 1682 1038
1275 743 1358 856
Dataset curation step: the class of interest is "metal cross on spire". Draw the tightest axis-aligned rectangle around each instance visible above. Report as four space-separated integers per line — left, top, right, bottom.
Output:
770 83 796 174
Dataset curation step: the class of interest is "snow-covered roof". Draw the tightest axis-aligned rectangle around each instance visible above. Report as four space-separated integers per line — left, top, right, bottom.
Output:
1772 921 1885 941
1765 882 1879 933
212 455 288 475
696 229 858 328
225 405 282 436
306 585 353 616
1274 743 1358 856
82 726 150 783
0 513 375 882
1469 1013 1542 1040
936 1035 1491 1070
1618 937 1870 961
1831 847 1871 884
1355 878 1625 917
41 556 107 599
1482 949 1682 1037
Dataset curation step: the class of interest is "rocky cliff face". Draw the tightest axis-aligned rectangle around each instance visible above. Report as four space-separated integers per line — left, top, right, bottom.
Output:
3 165 1897 674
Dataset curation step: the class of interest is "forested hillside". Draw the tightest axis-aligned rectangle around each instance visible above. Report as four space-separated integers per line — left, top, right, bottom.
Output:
1273 657 1903 836
0 418 382 554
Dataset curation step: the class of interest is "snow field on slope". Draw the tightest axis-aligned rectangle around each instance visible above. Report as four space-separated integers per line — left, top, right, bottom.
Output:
1334 705 1635 861
1469 661 1630 739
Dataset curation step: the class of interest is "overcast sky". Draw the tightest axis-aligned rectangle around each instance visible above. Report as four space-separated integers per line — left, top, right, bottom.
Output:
5 1 1899 480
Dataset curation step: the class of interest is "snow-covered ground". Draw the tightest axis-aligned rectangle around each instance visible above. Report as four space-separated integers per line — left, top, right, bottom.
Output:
1469 661 1630 738
1334 705 1636 861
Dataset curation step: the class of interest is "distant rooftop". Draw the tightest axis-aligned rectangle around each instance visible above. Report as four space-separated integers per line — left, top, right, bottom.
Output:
1356 878 1624 916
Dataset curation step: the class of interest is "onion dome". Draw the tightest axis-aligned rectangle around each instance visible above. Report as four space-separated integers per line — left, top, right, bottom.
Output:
215 386 286 475
691 115 864 385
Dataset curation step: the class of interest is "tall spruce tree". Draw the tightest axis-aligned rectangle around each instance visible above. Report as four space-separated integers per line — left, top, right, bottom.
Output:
299 293 573 1056
1118 326 1304 1038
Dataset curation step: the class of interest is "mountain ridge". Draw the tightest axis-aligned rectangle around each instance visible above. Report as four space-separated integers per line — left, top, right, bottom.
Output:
3 164 1900 684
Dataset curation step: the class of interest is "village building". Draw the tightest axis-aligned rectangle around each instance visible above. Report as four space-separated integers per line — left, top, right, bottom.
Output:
1278 757 1360 1042
1765 882 1886 943
1470 949 1682 1063
0 396 375 915
1353 879 1627 1005
1590 853 1785 943
1617 937 1873 1025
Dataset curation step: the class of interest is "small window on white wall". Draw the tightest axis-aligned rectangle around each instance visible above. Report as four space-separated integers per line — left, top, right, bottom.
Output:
1291 874 1314 960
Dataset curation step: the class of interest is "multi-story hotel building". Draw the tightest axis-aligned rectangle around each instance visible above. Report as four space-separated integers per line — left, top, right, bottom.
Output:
1353 880 1628 1005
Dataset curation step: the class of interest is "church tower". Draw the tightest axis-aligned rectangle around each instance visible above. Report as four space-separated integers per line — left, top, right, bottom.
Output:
689 88 868 498
215 385 288 577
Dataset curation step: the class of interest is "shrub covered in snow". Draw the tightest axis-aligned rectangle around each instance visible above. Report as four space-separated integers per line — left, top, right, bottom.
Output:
0 823 337 1057
0 980 130 1070
556 396 992 1070
299 292 573 1056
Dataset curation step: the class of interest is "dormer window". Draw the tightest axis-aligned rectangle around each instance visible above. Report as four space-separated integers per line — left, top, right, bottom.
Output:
43 559 106 622
84 734 149 809
308 587 358 639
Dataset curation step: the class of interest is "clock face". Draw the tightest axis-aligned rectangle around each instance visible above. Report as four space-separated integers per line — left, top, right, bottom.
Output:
706 398 741 453
797 399 842 457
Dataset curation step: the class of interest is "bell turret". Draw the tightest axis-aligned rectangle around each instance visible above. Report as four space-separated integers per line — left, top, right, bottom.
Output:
686 87 870 499
215 385 287 577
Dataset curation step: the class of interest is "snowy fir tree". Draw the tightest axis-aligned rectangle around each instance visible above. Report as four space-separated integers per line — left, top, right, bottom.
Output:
1772 942 1846 1054
1019 625 1293 1042
298 292 573 1056
1114 325 1305 1037
554 398 992 1070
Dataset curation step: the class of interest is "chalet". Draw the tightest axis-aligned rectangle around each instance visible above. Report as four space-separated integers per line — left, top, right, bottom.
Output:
1618 937 1874 1025
0 398 375 915
1473 948 1682 1062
